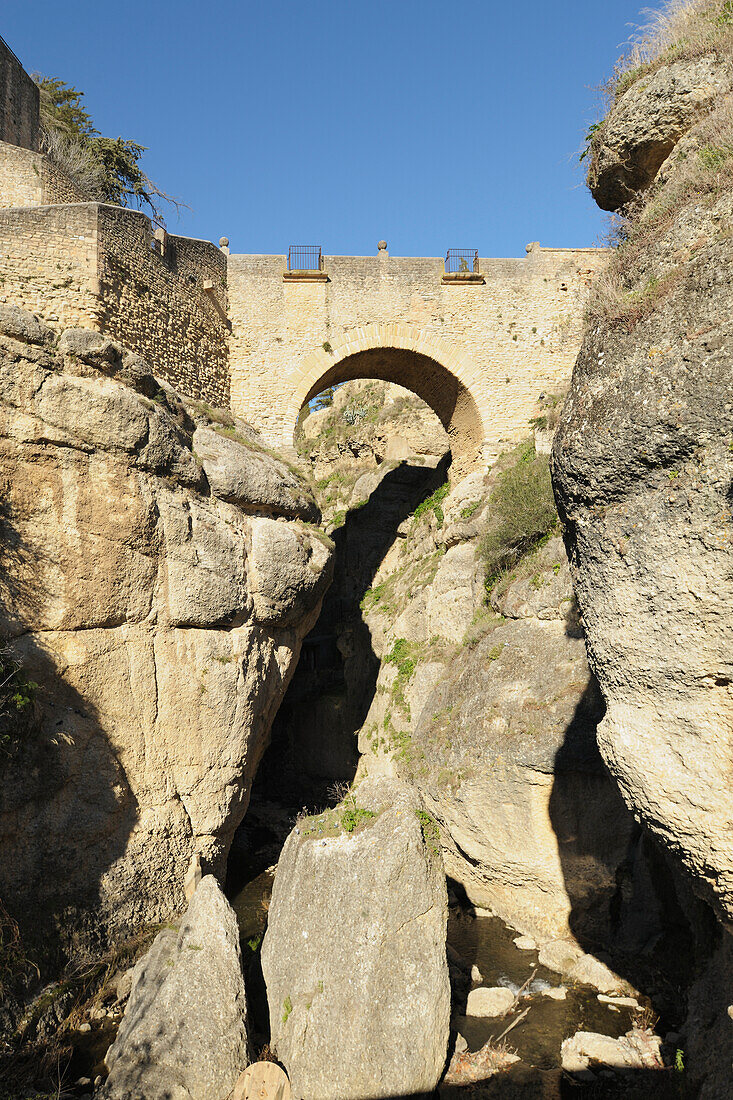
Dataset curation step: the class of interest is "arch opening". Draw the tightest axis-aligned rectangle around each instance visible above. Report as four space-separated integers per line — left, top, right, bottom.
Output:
291 343 486 471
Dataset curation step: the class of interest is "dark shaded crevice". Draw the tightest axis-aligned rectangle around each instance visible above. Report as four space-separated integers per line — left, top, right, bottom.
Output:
233 454 450 827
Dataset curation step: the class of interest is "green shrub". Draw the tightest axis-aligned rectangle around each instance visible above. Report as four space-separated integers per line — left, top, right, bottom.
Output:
478 442 558 588
384 638 417 681
415 809 441 855
339 795 376 833
413 482 449 527
0 651 38 758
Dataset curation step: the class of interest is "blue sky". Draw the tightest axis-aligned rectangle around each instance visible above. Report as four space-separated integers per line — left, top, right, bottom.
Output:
4 1 647 257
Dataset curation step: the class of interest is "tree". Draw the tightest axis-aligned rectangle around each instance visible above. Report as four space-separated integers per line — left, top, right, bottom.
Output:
33 75 182 226
312 387 336 411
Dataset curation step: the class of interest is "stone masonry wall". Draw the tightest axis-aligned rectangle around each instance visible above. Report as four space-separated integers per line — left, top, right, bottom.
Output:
0 202 229 406
0 203 100 328
96 206 229 405
0 36 39 150
0 140 91 209
227 246 605 460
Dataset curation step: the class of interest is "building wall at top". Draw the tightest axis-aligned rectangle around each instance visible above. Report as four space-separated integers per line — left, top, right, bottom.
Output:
0 202 230 407
96 205 230 406
0 36 39 151
0 203 101 329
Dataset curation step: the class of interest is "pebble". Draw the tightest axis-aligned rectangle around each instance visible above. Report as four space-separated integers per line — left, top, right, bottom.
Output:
75 1079 91 1088
513 935 537 951
598 994 639 1008
542 985 567 1000
470 964 483 983
78 1022 91 1033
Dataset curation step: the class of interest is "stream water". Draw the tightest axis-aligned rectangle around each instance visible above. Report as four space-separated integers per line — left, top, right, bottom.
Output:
447 905 634 1069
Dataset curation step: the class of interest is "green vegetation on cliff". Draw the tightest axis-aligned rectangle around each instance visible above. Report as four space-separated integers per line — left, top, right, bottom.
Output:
478 441 558 588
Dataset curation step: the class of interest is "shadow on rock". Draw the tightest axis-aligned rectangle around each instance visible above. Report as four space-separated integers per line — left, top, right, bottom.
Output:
548 679 717 1033
240 454 450 819
0 506 139 985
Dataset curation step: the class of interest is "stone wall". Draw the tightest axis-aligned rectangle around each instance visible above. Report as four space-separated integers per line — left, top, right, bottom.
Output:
0 203 100 328
96 206 230 406
227 245 606 462
0 35 39 150
0 140 91 209
0 202 230 406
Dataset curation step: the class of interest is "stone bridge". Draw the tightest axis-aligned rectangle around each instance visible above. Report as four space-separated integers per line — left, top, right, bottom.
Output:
227 244 606 466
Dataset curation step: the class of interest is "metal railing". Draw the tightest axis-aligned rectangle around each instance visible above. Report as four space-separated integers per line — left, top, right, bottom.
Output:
445 249 480 274
287 245 323 272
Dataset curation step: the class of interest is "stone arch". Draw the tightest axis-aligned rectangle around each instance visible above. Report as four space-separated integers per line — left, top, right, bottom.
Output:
286 323 487 469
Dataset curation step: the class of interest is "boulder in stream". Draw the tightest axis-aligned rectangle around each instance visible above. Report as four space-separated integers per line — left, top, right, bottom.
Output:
261 776 450 1100
103 876 249 1100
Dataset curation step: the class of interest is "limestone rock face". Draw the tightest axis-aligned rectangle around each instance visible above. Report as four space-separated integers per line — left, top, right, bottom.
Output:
589 57 732 211
261 777 450 1100
192 425 319 521
0 312 334 949
357 523 636 945
104 876 248 1100
555 58 733 926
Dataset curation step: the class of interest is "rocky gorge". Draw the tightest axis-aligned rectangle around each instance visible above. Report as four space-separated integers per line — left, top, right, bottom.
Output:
2 3 733 1098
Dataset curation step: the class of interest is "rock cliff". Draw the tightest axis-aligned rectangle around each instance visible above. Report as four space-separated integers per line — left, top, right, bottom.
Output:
0 305 333 957
554 10 733 931
553 11 733 1094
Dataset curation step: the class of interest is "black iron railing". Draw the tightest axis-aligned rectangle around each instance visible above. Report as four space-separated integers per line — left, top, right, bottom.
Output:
287 245 323 272
445 249 480 274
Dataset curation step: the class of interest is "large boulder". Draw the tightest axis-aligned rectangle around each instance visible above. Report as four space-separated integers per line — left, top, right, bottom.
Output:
555 31 733 1096
104 876 249 1100
0 315 334 951
555 54 733 928
261 777 450 1100
193 425 319 522
588 56 732 211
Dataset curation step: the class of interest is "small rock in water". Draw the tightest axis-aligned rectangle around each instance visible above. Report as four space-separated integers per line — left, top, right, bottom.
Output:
562 1029 664 1075
470 964 483 983
75 1079 91 1088
514 935 537 951
598 993 639 1008
537 939 584 974
78 1022 91 1033
569 953 626 994
542 985 567 1000
465 986 515 1017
